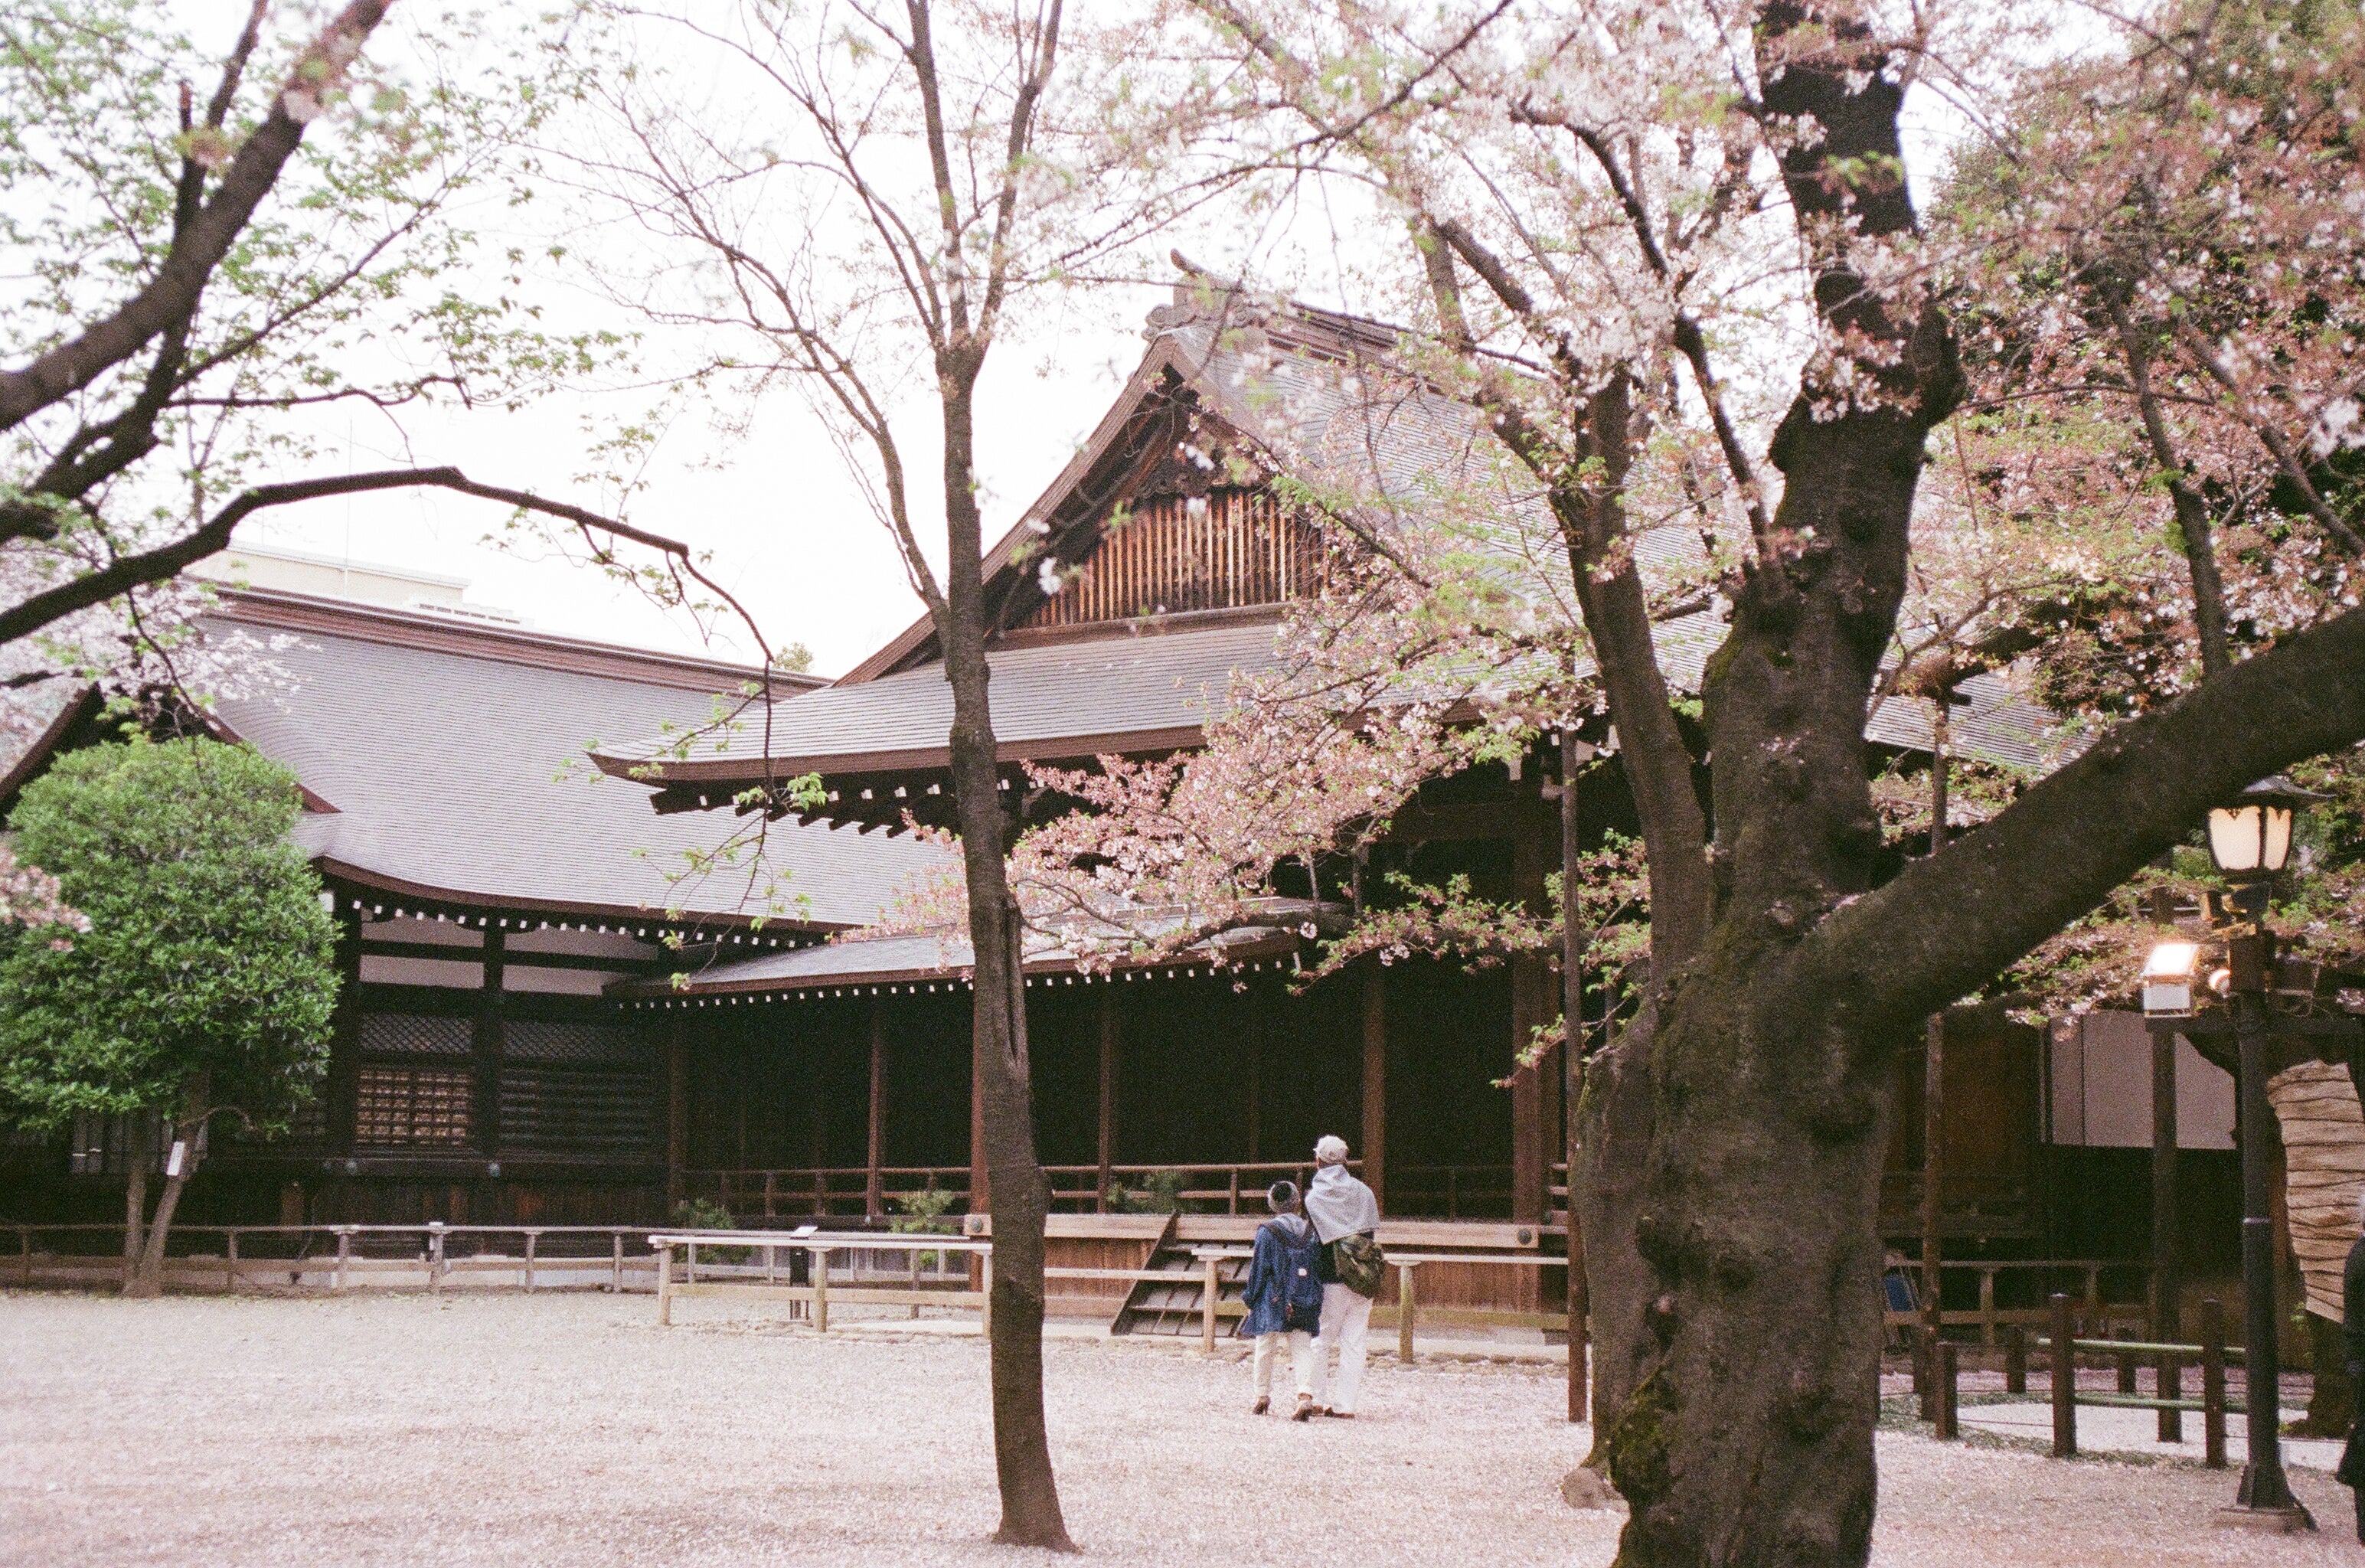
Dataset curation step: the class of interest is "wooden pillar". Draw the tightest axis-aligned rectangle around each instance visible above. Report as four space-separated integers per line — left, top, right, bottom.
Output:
1511 957 1549 1227
1096 987 1117 1212
866 998 886 1220
665 1017 687 1212
1920 1010 1944 1371
1245 999 1263 1165
2151 1025 2182 1441
474 924 505 1223
1510 779 1550 1228
1361 962 1387 1214
325 903 363 1179
807 1035 827 1217
969 1004 988 1212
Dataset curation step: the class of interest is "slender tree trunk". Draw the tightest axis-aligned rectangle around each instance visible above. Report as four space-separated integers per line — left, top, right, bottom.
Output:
937 358 1072 1551
131 1077 208 1298
1562 731 1590 1428
120 1116 152 1295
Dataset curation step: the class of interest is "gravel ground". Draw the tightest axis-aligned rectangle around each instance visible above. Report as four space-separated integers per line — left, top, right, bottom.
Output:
2 1290 2358 1567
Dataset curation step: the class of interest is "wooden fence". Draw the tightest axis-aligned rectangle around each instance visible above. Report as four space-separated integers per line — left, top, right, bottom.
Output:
682 1159 1514 1220
1883 1256 2154 1344
647 1228 1571 1355
6 1221 664 1294
1920 1292 2244 1465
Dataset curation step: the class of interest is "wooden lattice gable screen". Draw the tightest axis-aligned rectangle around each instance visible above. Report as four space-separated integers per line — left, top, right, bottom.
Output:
1022 487 1330 629
1018 402 1340 632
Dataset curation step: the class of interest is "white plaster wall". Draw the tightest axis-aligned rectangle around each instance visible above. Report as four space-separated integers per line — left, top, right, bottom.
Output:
2047 1009 2234 1151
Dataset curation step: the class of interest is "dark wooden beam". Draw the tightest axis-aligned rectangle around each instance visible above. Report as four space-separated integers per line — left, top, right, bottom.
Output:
867 999 887 1220
360 939 654 974
1097 988 1118 1213
1362 962 1387 1215
473 926 505 1184
665 1018 687 1212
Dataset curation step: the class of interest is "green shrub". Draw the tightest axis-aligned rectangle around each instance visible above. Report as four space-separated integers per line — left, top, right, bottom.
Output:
888 1178 961 1268
1106 1168 1191 1214
669 1197 751 1263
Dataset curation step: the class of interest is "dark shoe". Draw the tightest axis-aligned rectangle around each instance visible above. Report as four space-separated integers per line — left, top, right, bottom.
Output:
1251 1396 1269 1416
1291 1396 1315 1422
1323 1408 1355 1419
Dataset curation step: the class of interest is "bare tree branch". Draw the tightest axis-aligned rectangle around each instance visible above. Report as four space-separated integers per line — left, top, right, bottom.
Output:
0 1 396 433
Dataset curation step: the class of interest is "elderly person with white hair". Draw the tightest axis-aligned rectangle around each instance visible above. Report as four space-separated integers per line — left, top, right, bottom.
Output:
1303 1134 1383 1417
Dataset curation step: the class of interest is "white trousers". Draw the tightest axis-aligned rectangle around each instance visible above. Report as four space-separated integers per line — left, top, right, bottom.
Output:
1252 1329 1315 1399
1313 1282 1374 1413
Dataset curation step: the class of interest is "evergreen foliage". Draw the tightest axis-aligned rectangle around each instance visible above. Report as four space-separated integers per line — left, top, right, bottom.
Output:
0 737 336 1138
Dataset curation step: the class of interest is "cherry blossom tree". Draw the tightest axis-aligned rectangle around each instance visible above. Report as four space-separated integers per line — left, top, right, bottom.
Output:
540 0 1246 1544
1046 4 2365 1563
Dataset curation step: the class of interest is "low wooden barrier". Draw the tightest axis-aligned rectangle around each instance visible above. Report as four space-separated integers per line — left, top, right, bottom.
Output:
648 1228 1573 1358
5 1221 662 1294
1882 1257 2153 1344
1925 1292 2243 1466
647 1229 1253 1338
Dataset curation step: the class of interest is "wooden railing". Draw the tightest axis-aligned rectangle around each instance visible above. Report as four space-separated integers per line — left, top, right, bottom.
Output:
686 1166 972 1220
5 1221 665 1294
1883 1257 2153 1344
683 1161 1380 1218
1046 1161 1355 1214
1921 1292 2243 1465
647 1227 1576 1357
648 1229 1233 1334
1385 1165 1515 1220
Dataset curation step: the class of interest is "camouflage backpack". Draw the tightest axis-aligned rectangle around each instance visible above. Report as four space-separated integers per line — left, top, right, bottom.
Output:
1333 1231 1386 1298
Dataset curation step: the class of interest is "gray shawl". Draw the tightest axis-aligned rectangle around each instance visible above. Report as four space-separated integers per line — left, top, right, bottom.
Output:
1304 1165 1379 1243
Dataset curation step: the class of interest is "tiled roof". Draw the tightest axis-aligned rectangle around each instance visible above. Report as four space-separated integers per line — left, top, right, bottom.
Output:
204 592 945 926
596 617 1286 783
639 903 1318 998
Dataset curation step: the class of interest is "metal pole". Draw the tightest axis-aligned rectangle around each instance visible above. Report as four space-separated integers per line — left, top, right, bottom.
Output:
2225 944 2309 1526
2152 1024 2183 1442
1919 708 1950 1418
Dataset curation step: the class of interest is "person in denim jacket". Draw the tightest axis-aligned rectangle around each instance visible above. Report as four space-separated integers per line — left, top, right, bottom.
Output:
1241 1180 1323 1419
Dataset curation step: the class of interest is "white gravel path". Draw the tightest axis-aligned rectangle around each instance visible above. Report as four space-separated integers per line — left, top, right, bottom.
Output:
1 1290 2357 1566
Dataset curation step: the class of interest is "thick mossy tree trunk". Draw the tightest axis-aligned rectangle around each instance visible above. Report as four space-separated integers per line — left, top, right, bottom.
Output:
1598 13 1958 1560
938 355 1072 1552
1578 8 2365 1564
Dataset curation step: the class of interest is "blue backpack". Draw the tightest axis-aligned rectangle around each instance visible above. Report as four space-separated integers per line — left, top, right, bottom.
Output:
1276 1220 1325 1332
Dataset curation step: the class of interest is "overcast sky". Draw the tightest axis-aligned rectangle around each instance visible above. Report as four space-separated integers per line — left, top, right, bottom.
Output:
172 1 1200 678
185 2 1991 679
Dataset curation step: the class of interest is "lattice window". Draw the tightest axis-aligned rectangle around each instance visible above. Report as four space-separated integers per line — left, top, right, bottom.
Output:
505 1020 651 1065
1024 489 1331 629
498 1064 656 1156
354 1066 473 1146
358 1013 474 1057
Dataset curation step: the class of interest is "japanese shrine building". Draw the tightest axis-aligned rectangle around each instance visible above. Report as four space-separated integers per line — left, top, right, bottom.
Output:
0 289 2206 1322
